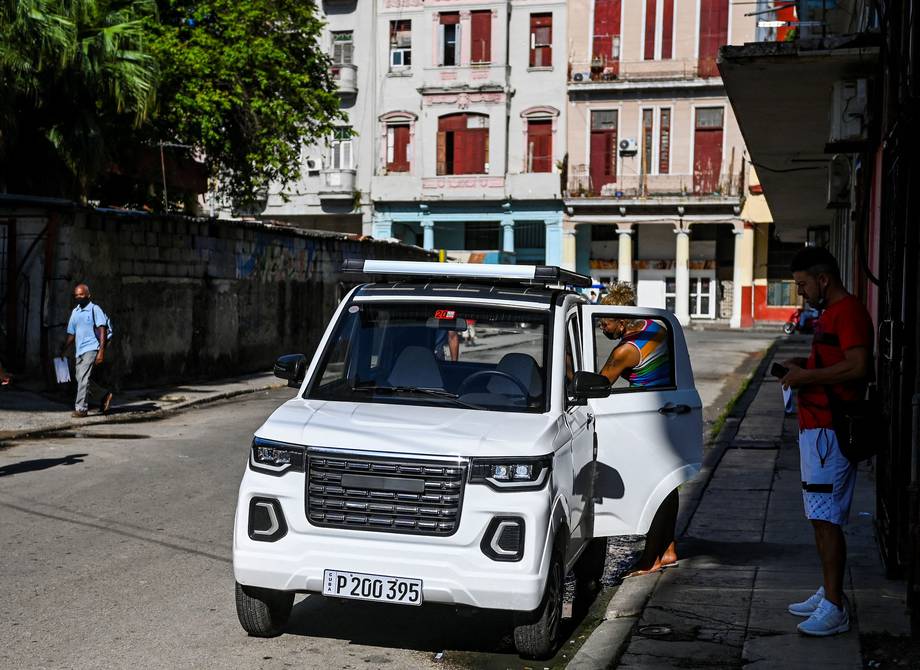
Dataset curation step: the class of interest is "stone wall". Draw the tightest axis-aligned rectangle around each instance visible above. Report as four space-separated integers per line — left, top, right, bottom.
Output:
2 204 433 388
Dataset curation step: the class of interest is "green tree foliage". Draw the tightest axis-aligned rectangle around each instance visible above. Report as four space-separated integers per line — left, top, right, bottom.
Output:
0 0 341 206
0 0 158 197
147 0 343 206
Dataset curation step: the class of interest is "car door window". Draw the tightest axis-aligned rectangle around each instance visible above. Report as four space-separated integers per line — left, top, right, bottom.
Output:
592 314 675 392
564 314 582 407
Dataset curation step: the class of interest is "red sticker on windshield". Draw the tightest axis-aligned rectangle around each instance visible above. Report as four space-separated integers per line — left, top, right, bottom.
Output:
434 309 456 319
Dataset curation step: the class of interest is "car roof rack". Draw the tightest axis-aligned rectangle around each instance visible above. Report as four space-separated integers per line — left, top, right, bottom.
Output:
342 259 592 289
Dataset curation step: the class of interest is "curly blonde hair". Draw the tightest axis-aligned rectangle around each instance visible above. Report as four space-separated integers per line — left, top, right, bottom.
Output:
600 281 636 307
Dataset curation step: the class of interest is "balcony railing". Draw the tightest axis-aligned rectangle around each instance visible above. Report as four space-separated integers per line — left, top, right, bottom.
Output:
331 63 358 95
319 169 357 200
568 58 721 84
565 172 741 199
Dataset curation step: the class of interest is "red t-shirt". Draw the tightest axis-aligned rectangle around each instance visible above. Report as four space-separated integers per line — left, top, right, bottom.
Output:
798 294 874 430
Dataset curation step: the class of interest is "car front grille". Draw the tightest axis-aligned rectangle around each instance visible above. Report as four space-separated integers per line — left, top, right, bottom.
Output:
306 450 466 536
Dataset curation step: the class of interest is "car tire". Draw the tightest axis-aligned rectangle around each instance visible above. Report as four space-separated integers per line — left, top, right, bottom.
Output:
573 538 607 617
513 546 564 659
235 581 294 637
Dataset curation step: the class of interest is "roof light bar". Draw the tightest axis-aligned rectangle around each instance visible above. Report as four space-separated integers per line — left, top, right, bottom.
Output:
341 259 592 288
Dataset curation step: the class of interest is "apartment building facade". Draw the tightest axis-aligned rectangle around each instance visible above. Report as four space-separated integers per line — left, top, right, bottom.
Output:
251 0 779 327
563 0 765 325
258 0 377 235
369 0 569 266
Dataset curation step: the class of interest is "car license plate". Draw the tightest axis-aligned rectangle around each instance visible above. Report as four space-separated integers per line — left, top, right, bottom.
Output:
322 570 423 606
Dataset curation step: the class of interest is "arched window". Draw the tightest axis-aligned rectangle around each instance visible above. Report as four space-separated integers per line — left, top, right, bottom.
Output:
437 113 489 175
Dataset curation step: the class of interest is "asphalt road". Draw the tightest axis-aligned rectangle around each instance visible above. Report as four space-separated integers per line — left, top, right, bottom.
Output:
0 329 776 670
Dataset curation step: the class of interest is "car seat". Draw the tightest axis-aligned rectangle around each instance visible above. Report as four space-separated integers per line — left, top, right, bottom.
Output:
486 353 543 398
387 345 444 389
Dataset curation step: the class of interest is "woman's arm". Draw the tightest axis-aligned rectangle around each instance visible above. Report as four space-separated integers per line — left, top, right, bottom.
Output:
599 343 640 383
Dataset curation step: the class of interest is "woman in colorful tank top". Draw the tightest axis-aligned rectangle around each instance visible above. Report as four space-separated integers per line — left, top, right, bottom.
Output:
596 282 678 576
597 294 671 389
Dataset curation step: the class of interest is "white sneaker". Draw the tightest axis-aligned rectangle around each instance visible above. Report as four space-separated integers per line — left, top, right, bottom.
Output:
788 586 825 617
797 597 850 636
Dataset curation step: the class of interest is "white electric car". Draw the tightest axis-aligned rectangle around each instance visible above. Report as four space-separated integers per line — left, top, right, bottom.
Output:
233 260 702 659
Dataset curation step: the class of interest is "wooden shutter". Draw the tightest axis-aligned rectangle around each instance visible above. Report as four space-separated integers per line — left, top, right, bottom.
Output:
471 11 491 63
661 0 674 59
437 24 445 65
642 109 654 175
644 0 657 60
592 0 622 75
527 120 552 173
693 108 724 193
658 108 671 174
436 131 447 175
698 0 729 77
387 125 410 172
529 14 552 67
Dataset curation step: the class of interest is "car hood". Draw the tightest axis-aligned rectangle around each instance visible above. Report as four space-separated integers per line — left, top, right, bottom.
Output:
254 398 566 458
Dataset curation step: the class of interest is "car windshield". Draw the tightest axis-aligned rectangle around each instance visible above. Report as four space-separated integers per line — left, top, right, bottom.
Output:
306 302 550 413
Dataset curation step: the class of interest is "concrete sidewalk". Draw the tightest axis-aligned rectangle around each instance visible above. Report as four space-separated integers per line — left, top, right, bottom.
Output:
572 338 909 669
0 371 285 442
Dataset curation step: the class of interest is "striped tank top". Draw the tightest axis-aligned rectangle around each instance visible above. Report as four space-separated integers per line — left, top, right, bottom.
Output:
619 320 670 387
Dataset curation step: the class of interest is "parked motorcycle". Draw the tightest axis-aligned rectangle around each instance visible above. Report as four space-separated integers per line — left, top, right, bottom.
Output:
783 306 819 334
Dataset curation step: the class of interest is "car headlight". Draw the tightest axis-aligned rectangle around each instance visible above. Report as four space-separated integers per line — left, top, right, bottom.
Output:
469 455 552 491
249 437 305 475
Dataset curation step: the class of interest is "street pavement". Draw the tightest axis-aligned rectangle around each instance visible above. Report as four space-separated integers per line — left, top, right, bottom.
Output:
0 329 774 670
569 335 909 669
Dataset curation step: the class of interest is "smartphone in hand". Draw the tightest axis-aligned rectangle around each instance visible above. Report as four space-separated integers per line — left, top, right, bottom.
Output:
770 362 789 379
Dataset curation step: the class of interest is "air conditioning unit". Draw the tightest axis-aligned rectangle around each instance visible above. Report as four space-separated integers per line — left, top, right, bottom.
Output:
619 138 638 155
572 71 591 82
828 79 867 144
826 154 851 209
305 156 322 172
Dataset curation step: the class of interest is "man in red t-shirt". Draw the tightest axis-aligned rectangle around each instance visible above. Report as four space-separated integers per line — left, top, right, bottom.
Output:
779 246 873 637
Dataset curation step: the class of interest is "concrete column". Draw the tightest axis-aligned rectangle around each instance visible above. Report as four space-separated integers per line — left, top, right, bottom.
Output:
562 224 577 271
674 223 691 326
544 218 563 266
730 225 744 328
501 218 515 254
734 221 755 328
421 219 435 250
616 223 634 284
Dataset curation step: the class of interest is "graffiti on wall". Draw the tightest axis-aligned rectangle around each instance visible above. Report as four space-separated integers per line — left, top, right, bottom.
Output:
236 235 319 281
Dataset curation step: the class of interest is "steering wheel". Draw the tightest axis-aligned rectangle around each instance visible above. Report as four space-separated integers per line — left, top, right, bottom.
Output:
456 370 531 398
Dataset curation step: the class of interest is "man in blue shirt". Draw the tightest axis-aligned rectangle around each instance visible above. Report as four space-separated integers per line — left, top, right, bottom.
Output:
61 284 112 417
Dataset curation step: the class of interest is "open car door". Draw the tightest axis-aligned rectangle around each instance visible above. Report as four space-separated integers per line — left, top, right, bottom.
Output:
580 305 702 537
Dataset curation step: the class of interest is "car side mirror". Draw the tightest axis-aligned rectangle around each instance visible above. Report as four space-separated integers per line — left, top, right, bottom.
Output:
570 371 611 399
274 354 307 388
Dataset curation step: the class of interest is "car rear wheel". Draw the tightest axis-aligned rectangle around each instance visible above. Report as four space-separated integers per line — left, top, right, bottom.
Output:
235 581 294 637
513 547 564 659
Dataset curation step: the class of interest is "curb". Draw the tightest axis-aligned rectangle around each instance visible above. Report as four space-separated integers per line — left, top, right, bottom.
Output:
566 341 778 669
0 379 286 444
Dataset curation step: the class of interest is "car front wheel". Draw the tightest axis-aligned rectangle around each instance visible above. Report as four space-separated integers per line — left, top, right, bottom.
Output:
513 548 564 659
235 581 294 637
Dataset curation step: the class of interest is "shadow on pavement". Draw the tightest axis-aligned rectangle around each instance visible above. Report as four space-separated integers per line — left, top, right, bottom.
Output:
0 453 88 477
284 593 591 660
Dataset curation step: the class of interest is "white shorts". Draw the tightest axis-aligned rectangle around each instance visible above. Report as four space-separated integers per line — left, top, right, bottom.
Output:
799 428 856 526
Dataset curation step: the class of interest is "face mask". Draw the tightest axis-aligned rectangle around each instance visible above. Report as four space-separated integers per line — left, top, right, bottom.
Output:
75 298 90 307
809 279 828 310
603 328 618 341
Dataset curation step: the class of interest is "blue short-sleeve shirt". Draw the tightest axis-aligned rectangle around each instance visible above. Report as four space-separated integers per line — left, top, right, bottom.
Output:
67 302 108 357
